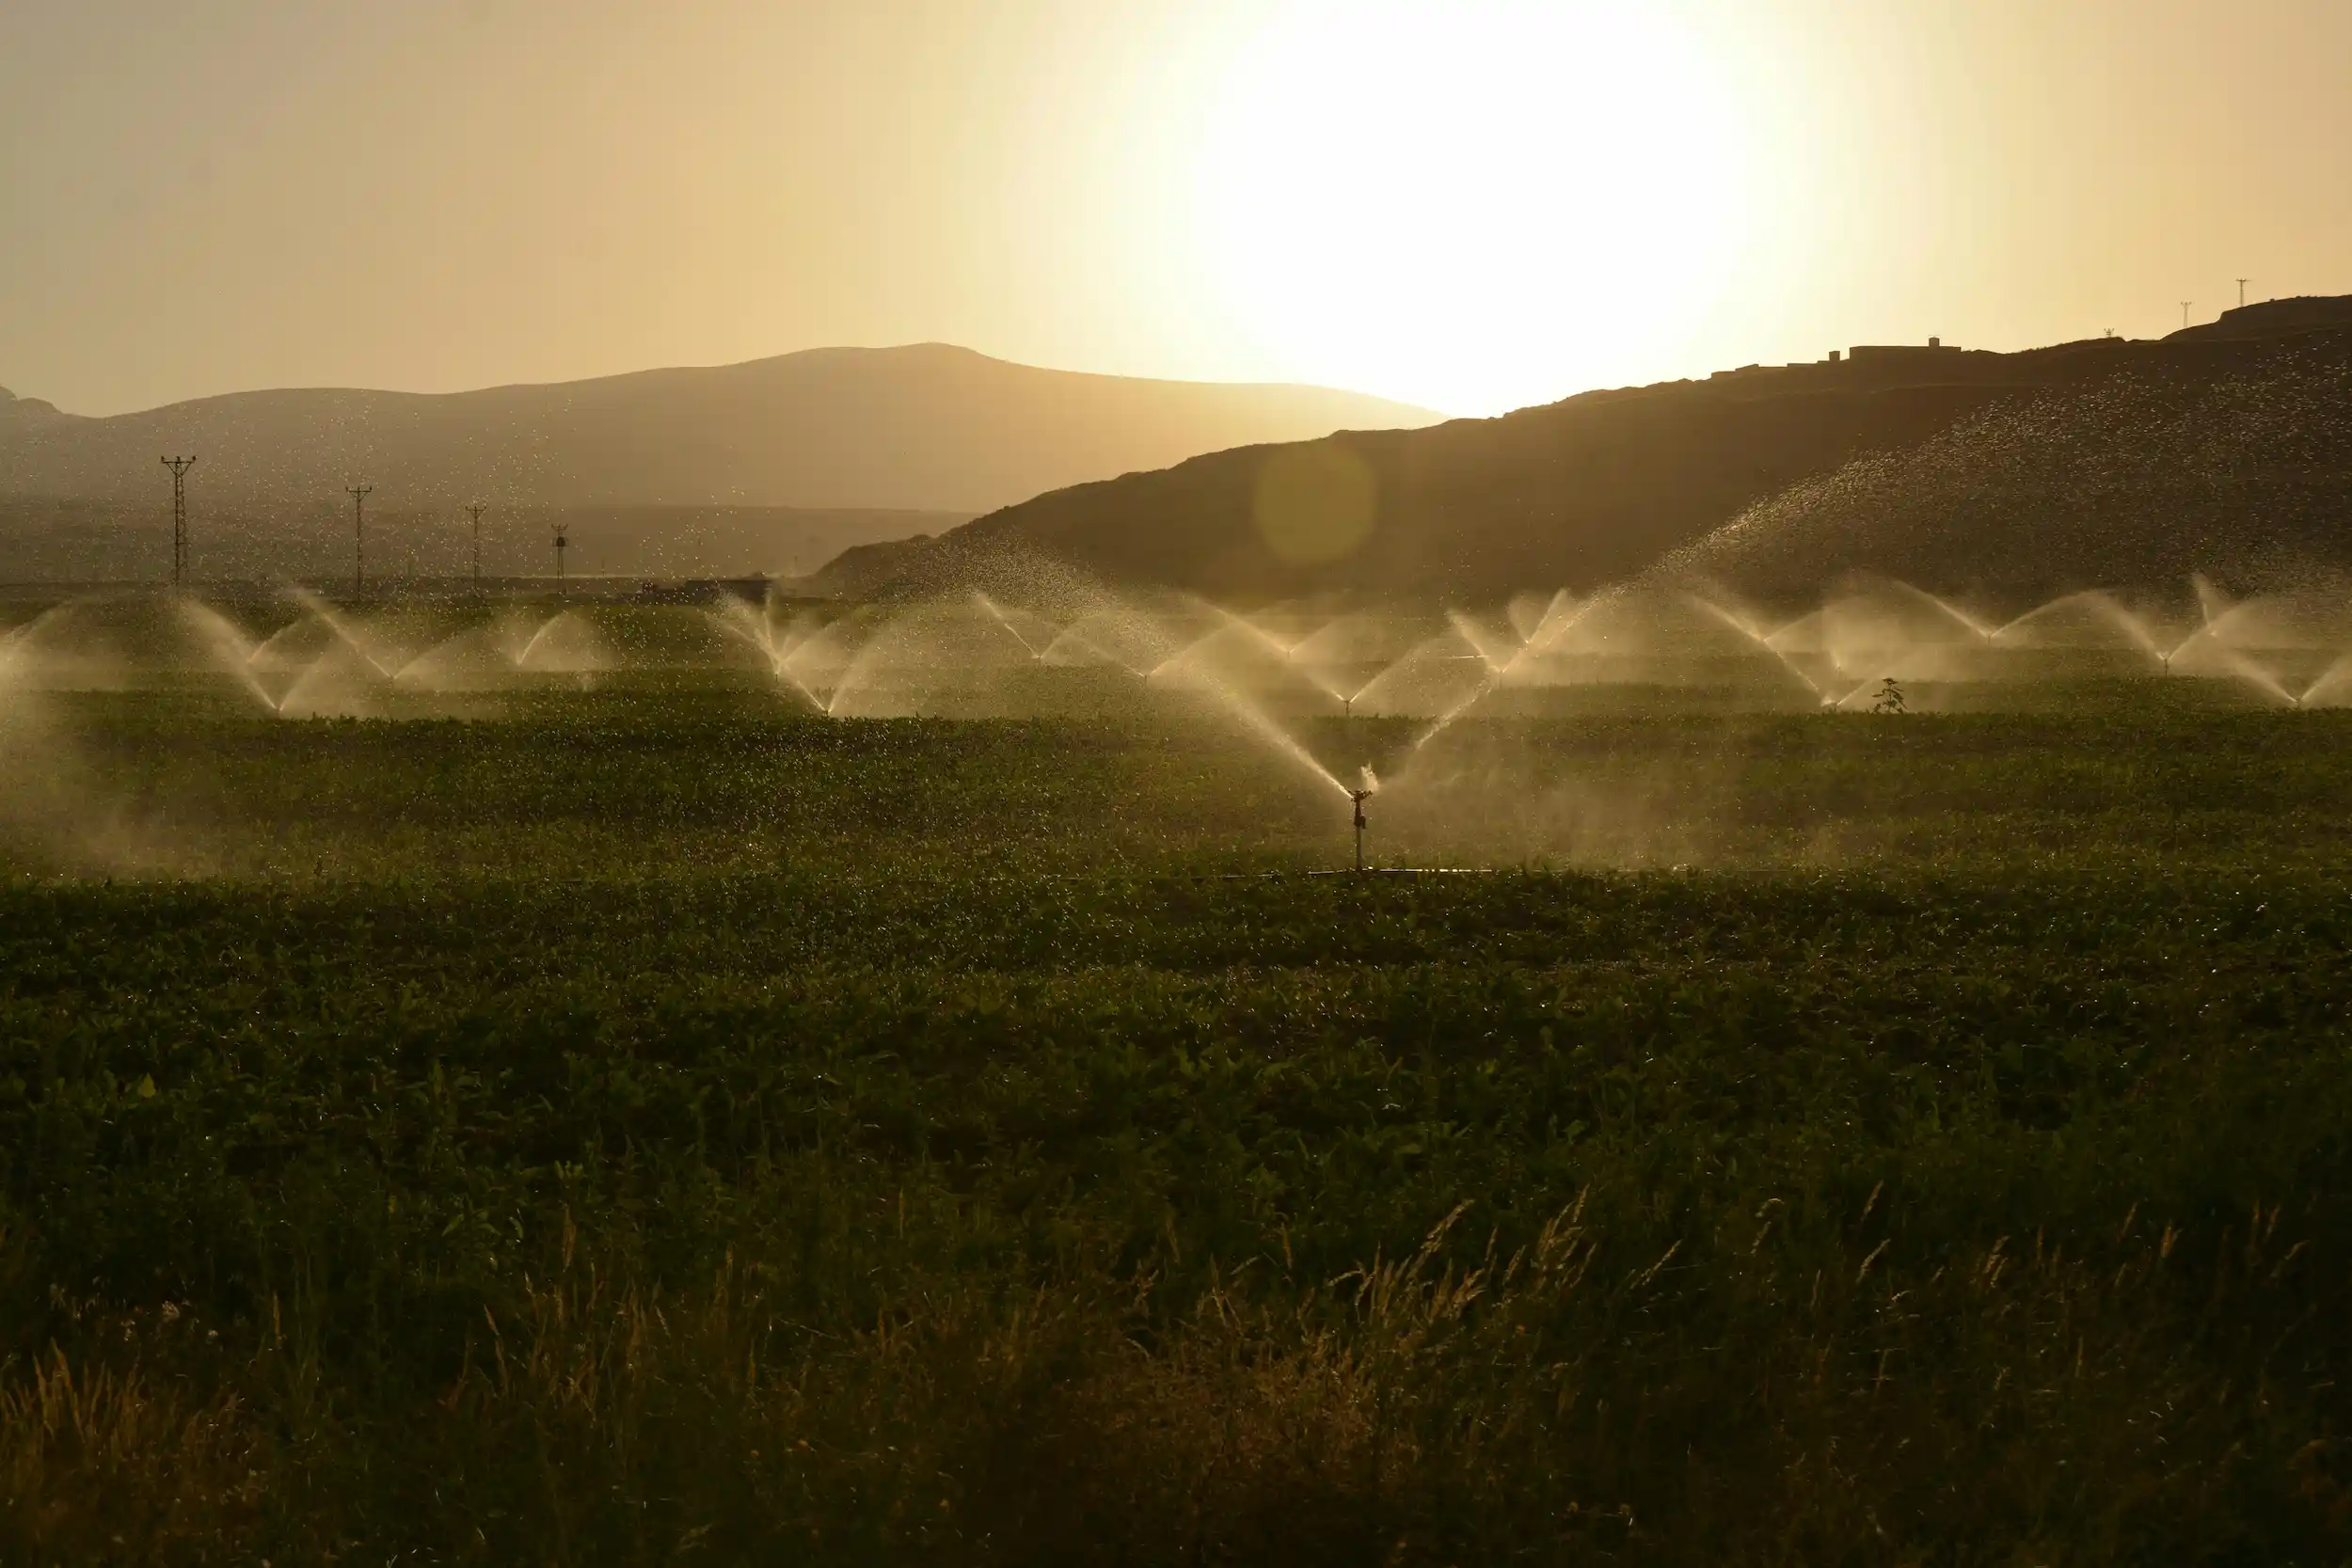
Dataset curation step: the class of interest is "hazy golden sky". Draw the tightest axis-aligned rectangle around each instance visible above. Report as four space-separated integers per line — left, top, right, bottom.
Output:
4 0 2347 419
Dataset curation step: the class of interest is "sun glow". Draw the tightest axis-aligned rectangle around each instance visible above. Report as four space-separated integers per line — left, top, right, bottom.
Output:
1194 0 1760 416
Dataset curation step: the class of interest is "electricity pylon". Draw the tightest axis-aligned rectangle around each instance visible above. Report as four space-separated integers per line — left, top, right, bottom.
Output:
162 456 197 587
347 485 373 594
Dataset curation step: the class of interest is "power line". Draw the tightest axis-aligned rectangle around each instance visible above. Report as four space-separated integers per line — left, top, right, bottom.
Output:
161 456 197 588
346 485 373 595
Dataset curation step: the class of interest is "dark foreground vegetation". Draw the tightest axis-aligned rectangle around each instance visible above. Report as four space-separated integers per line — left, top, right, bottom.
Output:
4 694 2351 1564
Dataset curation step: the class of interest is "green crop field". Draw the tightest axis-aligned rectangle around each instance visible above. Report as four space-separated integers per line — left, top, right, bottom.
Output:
4 689 2352 1564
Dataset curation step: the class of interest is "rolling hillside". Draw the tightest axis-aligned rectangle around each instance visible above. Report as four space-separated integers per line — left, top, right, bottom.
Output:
0 346 1435 513
1662 336 2352 604
825 299 2352 604
0 344 1435 582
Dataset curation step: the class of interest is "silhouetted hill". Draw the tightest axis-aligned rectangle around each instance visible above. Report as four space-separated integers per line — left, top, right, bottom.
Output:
829 309 2352 603
1662 337 2352 604
2169 296 2352 343
0 346 1437 515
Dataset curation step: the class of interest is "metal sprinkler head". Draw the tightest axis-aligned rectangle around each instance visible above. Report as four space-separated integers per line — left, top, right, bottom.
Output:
1347 767 1379 870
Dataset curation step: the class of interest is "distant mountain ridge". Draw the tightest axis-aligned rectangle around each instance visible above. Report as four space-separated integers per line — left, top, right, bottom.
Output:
0 345 1439 515
824 302 2352 603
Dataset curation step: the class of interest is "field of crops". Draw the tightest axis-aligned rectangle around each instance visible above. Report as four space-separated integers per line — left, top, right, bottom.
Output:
4 691 2351 1564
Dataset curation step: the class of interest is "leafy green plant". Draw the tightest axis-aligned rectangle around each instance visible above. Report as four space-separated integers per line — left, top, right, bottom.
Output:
1 693 2349 1561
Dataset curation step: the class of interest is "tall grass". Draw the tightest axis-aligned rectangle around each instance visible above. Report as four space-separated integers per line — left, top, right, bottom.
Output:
2 700 2350 1560
10 1182 2342 1563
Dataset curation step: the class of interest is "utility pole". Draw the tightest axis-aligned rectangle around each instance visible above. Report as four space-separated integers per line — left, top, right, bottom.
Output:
2237 278 2249 309
467 503 486 586
2181 302 2194 331
162 455 197 588
346 485 373 595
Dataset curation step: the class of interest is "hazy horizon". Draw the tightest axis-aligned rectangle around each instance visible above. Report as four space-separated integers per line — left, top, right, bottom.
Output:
6 0 2350 421
0 341 1447 424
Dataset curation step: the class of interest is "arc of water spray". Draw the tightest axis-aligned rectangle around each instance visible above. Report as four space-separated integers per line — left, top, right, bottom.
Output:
707 599 826 708
2207 641 2299 706
1141 625 1229 683
173 599 286 713
2162 594 2301 705
1287 611 1414 715
284 588 399 679
1204 678 1356 799
2192 573 2233 629
1037 620 1154 675
812 606 936 717
1106 596 1355 798
1687 595 1830 700
1828 676 1888 712
1445 609 1520 673
1989 590 2169 663
972 592 1052 661
1410 589 1605 752
776 646 839 711
1164 597 1355 709
0 604 73 683
2297 649 2352 709
33 574 2352 736
1879 579 1998 644
771 607 883 713
0 607 56 695
714 598 786 664
511 611 580 672
1344 626 1493 718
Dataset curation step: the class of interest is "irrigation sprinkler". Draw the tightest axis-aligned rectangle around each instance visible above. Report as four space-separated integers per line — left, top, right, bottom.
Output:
1349 786 1373 871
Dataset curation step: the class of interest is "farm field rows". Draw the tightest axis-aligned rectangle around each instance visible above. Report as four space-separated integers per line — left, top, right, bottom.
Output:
3 695 2351 1563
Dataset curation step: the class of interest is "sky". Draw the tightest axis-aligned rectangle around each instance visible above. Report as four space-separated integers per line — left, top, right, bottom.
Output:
3 0 2348 420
